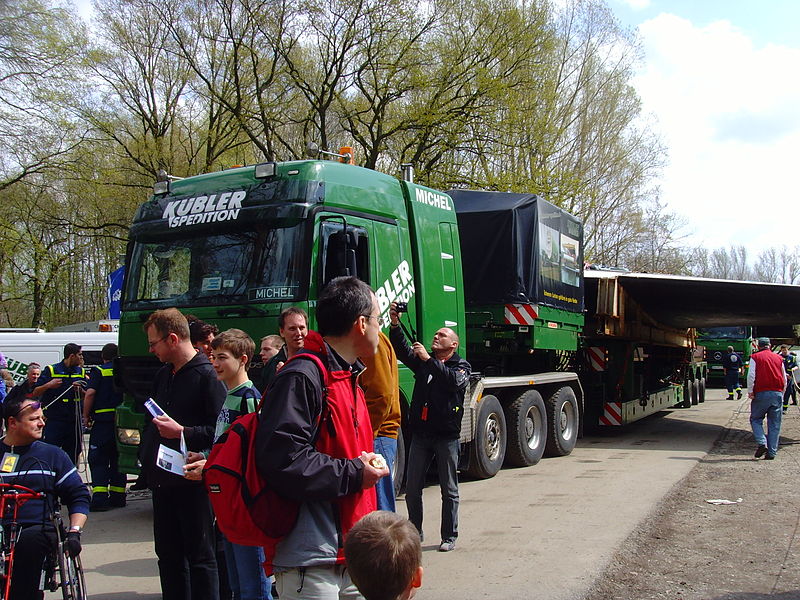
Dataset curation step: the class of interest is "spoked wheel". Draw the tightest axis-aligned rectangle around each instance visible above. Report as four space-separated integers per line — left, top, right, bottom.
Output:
58 547 87 600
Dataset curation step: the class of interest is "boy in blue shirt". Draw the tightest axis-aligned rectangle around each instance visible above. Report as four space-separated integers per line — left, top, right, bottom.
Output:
184 329 272 600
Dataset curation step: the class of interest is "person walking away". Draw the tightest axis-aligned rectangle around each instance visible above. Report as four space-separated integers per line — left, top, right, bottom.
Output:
256 276 389 599
779 344 798 413
184 328 273 600
31 343 87 464
83 343 127 511
748 337 785 460
139 308 225 600
722 346 743 400
360 330 401 511
261 307 308 391
388 303 471 553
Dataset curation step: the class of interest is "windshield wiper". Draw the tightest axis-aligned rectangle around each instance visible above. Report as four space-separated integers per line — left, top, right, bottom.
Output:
217 306 267 318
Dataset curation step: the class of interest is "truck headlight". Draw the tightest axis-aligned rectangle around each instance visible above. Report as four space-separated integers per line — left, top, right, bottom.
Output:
117 428 141 445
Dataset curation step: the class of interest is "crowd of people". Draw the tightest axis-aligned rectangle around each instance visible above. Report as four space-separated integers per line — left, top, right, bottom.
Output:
0 275 472 600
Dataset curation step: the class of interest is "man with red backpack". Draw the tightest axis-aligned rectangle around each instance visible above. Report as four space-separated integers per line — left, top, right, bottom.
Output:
256 276 389 600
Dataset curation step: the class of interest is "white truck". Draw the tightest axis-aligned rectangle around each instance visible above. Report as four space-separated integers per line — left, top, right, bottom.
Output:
0 330 118 385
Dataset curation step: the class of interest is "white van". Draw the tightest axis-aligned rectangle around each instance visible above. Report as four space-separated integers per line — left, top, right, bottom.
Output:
0 330 119 385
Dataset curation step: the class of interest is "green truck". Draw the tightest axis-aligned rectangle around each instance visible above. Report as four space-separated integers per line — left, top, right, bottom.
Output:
114 157 706 480
696 326 754 387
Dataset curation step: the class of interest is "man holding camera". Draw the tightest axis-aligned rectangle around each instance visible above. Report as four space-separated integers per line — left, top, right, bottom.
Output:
389 302 471 552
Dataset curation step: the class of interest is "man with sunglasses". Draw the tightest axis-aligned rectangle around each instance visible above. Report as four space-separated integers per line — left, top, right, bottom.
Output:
0 396 90 600
31 343 87 465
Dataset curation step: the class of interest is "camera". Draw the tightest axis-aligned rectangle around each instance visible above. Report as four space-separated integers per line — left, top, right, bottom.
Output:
395 301 408 313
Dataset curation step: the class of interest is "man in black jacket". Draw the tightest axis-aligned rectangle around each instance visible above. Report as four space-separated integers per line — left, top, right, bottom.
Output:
140 308 225 600
389 303 471 553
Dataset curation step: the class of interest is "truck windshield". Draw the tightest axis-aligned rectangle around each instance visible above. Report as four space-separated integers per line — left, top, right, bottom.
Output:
124 222 305 308
696 326 749 340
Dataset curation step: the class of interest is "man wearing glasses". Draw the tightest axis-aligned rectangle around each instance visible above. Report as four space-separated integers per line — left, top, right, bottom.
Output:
0 396 90 600
138 308 225 600
31 343 87 465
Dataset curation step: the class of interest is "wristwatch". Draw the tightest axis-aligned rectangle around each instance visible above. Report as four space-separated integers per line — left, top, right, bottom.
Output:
69 526 83 534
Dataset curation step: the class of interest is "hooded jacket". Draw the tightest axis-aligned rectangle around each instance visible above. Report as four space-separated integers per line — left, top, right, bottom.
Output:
255 331 375 570
140 351 225 489
390 325 471 439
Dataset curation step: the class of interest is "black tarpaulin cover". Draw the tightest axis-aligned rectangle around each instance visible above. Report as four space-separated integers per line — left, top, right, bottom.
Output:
449 190 584 313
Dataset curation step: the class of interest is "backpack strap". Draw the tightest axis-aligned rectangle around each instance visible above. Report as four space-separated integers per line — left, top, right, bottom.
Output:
283 352 330 444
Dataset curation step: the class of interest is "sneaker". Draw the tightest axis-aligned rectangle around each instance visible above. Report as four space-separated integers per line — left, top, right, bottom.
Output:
765 454 776 460
755 445 768 458
727 395 734 400
438 541 456 552
737 390 743 399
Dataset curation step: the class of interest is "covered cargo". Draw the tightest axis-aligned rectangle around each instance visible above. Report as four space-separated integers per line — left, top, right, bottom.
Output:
449 190 584 313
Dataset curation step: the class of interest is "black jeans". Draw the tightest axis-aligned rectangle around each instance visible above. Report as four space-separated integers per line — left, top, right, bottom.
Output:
9 524 57 600
152 485 219 600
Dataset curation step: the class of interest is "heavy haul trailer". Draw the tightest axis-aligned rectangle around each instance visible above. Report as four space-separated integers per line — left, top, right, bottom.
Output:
582 271 707 425
114 161 586 480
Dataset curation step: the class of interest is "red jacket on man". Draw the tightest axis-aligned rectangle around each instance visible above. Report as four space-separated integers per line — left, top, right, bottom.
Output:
751 349 785 393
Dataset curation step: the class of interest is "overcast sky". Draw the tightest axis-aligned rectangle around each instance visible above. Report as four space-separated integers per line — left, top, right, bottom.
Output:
610 0 800 257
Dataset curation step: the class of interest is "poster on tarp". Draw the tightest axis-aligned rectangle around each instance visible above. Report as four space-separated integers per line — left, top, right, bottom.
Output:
107 266 125 319
451 190 584 313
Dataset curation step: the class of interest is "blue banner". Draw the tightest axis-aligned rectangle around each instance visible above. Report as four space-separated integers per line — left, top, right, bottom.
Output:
107 266 125 319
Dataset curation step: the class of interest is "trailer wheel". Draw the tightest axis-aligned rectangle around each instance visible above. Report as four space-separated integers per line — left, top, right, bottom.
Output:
682 379 693 408
691 377 700 405
698 377 706 403
393 428 406 498
466 395 506 479
504 390 547 467
544 387 579 457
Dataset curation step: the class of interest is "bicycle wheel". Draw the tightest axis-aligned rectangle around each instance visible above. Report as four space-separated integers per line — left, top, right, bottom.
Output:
57 545 87 600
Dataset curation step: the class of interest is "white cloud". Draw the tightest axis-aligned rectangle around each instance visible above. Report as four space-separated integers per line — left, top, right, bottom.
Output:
633 14 800 255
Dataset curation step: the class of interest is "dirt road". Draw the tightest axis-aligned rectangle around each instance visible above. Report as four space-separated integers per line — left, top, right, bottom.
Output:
586 394 800 600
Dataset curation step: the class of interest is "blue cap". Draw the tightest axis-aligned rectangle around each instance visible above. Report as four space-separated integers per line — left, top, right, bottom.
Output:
758 337 770 347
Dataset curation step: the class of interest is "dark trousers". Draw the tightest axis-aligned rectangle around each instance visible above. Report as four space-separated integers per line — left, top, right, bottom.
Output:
88 421 126 495
784 377 796 407
152 485 219 600
9 525 57 600
43 417 81 465
404 433 460 543
724 370 740 395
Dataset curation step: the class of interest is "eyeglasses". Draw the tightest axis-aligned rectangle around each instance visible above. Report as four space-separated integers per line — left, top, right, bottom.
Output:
148 335 170 349
361 314 380 322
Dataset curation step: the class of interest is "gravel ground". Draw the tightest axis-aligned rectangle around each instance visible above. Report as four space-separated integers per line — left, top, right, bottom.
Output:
585 396 800 600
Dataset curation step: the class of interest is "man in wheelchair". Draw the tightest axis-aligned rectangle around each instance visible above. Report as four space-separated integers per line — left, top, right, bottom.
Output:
0 397 90 600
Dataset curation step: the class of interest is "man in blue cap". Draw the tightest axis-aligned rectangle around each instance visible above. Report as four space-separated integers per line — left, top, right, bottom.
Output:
747 337 785 460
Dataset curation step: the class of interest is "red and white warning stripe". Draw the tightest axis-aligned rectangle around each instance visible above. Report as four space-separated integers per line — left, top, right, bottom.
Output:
586 347 607 371
599 402 622 426
504 303 539 326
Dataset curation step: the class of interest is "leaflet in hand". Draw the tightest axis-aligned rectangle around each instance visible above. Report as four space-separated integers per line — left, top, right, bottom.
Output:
145 398 166 418
156 433 188 477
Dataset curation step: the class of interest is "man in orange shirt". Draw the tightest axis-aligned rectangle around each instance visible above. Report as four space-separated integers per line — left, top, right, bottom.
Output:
360 331 401 511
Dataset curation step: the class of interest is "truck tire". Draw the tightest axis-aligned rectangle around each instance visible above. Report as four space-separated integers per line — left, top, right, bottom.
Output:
691 377 700 405
466 395 506 479
393 428 406 498
698 377 706 403
682 379 693 408
544 387 579 457
504 390 547 467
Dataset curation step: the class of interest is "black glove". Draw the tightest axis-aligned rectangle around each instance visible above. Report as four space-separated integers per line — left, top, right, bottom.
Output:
65 531 82 556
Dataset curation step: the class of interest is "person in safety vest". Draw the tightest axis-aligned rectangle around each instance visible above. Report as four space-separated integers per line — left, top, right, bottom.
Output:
721 346 743 400
83 343 127 511
748 337 786 460
779 344 798 413
31 343 87 465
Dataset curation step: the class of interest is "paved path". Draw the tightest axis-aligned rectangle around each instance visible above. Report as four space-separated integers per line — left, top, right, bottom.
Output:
78 390 737 599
